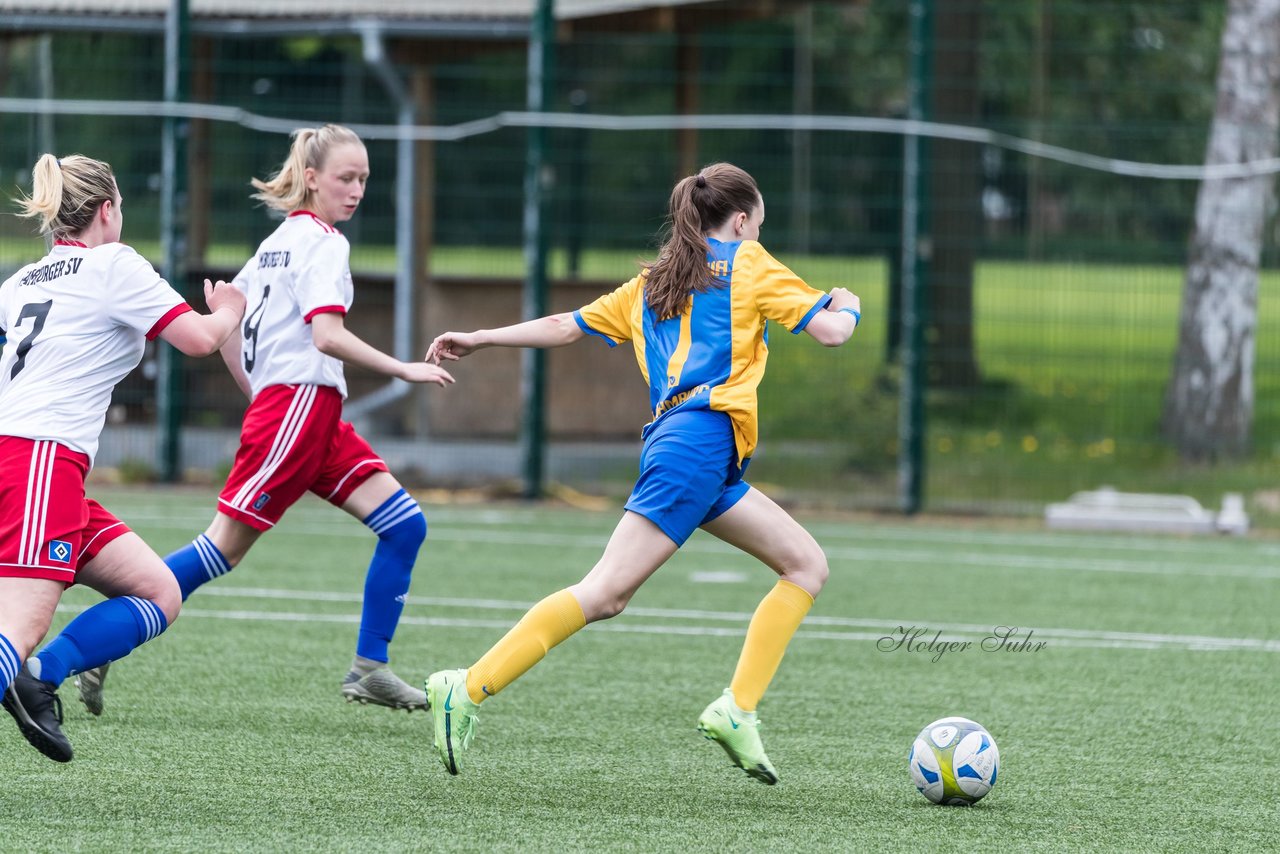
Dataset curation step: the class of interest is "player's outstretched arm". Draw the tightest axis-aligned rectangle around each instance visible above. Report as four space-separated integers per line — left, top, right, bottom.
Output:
427 312 584 364
310 311 454 387
160 278 247 357
804 287 861 347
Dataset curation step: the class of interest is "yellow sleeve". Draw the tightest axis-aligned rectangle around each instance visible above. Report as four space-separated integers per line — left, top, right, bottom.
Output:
739 242 832 333
573 274 643 346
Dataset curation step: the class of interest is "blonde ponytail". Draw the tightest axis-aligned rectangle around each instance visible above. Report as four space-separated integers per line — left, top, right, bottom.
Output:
16 153 117 238
251 124 364 212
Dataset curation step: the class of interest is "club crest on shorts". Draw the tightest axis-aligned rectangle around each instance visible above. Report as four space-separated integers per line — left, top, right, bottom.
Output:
253 492 271 511
48 540 73 563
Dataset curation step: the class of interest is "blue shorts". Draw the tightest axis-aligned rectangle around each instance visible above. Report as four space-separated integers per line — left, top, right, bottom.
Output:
625 409 750 547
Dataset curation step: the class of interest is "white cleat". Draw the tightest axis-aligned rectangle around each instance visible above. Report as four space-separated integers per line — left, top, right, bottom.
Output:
341 666 429 711
75 663 110 717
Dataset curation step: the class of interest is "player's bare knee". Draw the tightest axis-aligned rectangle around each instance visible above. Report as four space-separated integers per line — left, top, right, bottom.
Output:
601 594 631 619
204 519 255 567
586 594 629 622
218 546 247 568
806 551 831 593
3 633 35 662
779 543 828 594
573 584 629 622
152 576 183 623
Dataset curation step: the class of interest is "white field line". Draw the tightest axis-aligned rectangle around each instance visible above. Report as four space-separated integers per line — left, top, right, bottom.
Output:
122 504 1280 558
58 585 1280 653
119 503 1280 558
110 511 1280 580
803 523 1280 557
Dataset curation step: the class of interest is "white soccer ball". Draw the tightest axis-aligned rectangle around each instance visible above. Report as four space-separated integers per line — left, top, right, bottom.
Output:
908 716 1000 805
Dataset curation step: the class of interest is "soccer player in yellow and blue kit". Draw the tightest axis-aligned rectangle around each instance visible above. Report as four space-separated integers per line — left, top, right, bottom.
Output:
424 163 860 784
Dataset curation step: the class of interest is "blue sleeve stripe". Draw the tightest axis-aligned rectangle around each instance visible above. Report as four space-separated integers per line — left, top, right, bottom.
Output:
791 293 834 334
573 310 618 348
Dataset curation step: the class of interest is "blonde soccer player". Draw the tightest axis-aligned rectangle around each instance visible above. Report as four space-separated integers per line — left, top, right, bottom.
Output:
68 124 454 716
424 162 861 783
0 153 245 761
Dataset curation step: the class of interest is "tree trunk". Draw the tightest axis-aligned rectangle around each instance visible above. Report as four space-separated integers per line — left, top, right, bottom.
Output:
1162 0 1280 459
926 0 982 388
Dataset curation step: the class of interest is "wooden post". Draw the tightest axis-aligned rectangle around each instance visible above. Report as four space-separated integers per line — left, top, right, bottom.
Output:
411 63 436 437
675 19 700 178
187 35 213 268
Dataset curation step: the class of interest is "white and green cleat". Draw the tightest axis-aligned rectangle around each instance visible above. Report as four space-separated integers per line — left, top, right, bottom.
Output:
425 669 479 776
697 689 778 785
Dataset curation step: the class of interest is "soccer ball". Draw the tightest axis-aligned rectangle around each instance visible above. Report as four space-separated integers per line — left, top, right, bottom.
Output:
908 717 1000 805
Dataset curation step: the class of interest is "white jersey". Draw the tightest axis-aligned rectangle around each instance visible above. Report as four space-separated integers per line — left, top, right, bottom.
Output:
232 211 353 399
0 241 189 464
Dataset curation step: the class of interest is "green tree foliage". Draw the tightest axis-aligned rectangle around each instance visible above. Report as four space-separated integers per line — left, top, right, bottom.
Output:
0 1 1240 262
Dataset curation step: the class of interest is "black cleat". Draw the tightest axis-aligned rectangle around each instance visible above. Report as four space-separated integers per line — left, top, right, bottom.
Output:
3 671 73 762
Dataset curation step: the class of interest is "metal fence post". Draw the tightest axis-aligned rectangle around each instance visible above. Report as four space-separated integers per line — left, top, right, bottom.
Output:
898 0 932 514
520 0 555 498
157 0 189 483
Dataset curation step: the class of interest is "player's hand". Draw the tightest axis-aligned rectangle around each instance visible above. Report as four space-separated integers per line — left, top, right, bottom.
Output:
828 287 860 315
205 278 246 317
426 331 482 364
400 361 455 387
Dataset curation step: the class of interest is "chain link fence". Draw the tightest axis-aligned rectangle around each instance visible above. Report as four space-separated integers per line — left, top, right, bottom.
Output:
2 0 1278 520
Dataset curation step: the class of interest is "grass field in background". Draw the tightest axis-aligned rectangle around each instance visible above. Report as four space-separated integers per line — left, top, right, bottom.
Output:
5 237 1280 519
2 488 1276 851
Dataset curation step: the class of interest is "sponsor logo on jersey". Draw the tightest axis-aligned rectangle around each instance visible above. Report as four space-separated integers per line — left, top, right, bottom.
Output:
253 492 271 511
654 383 710 417
48 540 73 563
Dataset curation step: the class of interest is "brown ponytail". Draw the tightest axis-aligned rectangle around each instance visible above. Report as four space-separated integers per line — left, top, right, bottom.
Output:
643 162 761 321
16 153 117 238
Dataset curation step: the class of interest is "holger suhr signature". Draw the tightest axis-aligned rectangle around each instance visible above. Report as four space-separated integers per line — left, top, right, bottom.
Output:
877 625 1047 662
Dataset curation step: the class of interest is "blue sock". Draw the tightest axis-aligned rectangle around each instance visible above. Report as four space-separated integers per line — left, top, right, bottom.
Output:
32 597 168 687
166 534 232 600
0 632 19 695
357 490 426 662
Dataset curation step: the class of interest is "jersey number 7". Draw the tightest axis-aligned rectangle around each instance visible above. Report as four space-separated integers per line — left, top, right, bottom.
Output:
10 300 52 380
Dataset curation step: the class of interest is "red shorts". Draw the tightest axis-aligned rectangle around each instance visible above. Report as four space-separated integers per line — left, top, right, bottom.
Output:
217 384 389 531
0 437 132 585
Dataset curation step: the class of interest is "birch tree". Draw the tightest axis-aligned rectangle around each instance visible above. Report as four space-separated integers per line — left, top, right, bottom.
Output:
1163 0 1280 459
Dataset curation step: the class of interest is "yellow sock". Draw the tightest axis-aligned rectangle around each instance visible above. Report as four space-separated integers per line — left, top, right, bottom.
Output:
465 588 586 704
729 579 814 712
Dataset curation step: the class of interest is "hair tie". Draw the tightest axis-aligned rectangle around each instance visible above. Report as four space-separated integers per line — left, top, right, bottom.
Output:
694 175 706 188
56 158 63 168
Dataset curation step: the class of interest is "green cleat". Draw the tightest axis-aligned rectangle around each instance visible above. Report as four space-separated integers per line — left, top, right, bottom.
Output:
697 689 778 785
425 669 479 776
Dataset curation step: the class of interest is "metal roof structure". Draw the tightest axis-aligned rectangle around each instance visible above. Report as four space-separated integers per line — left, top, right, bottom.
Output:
0 0 709 11
0 0 728 34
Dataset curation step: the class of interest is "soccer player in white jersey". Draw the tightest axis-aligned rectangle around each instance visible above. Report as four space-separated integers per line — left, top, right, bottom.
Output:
69 124 454 715
0 153 246 761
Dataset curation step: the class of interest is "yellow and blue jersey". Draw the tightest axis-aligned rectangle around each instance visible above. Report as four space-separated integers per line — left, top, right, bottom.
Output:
573 238 831 466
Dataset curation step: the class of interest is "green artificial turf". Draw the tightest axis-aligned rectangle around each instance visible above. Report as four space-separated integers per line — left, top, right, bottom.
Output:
2 488 1275 851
